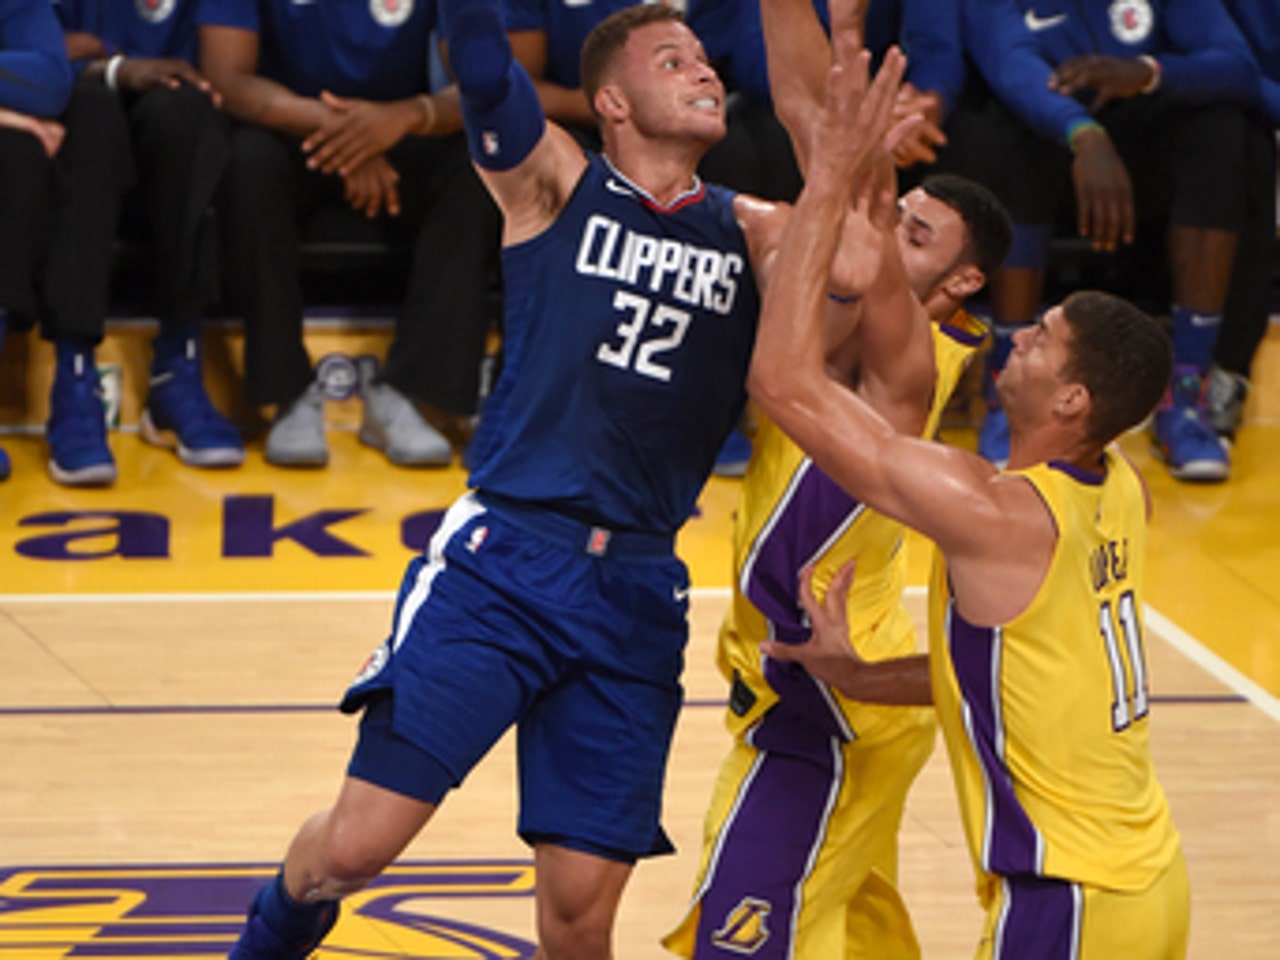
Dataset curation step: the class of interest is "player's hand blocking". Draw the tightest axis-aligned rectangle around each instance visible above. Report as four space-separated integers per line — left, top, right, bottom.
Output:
761 562 867 692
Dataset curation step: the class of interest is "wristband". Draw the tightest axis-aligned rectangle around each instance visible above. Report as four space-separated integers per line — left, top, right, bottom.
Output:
104 54 125 93
1067 119 1103 153
827 291 863 305
1138 55 1161 94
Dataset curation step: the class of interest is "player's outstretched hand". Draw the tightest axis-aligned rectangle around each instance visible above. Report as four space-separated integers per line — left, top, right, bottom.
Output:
805 39 911 209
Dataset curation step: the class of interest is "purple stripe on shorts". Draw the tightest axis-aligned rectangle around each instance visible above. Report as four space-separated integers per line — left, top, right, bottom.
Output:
695 712 841 958
743 460 864 643
946 601 1042 875
994 874 1080 959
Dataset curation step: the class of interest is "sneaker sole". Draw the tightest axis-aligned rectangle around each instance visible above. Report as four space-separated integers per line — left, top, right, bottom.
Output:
48 458 117 487
140 411 246 469
1151 443 1230 483
265 448 329 468
358 425 452 468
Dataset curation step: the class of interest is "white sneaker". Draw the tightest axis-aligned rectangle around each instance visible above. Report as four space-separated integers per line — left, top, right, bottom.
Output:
360 382 452 467
265 382 328 467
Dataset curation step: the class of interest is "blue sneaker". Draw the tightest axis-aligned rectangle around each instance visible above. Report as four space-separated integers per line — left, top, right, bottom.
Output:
1152 370 1229 482
228 879 338 960
713 427 752 478
141 338 245 467
0 444 9 482
47 353 116 486
977 405 1010 468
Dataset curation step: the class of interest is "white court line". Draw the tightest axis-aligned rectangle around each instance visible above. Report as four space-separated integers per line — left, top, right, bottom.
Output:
1143 605 1280 724
2 587 1277 724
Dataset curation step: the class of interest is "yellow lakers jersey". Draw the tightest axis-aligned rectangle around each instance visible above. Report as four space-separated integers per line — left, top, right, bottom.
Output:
928 449 1181 898
718 311 988 741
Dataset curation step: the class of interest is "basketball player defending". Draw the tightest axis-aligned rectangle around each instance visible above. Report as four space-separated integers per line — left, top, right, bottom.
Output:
750 31 1189 960
224 4 907 958
663 0 1014 954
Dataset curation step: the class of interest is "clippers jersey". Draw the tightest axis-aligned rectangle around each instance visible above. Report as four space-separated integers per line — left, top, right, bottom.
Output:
54 0 199 63
468 153 759 535
198 0 436 100
928 451 1180 899
720 310 987 740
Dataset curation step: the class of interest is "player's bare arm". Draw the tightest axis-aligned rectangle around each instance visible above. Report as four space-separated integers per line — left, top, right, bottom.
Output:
477 121 587 245
750 39 1057 627
836 152 936 436
199 25 329 137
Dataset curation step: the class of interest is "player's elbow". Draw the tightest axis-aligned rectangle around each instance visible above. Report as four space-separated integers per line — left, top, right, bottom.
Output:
748 360 821 432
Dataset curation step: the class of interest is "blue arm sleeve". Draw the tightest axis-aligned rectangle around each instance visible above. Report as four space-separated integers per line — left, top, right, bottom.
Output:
1159 0 1259 107
0 1 74 118
963 0 1090 147
900 0 966 115
1222 0 1280 122
443 0 546 169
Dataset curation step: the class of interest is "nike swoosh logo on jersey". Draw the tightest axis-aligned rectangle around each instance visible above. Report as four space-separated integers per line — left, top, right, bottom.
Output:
605 178 634 197
1024 9 1067 31
1190 313 1221 327
673 585 691 603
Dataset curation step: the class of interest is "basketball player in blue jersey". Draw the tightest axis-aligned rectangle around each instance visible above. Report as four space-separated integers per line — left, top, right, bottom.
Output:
666 0 1012 955
224 5 909 958
752 33 1187 960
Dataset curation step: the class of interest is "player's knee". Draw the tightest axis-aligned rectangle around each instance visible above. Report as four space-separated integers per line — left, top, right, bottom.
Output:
313 829 392 896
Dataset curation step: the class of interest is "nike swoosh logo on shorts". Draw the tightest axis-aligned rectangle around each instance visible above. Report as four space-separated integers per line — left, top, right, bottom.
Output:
673 586 691 603
1024 9 1067 31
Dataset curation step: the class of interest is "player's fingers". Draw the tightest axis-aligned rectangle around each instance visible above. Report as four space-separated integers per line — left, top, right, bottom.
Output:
797 563 820 624
1118 187 1135 247
1096 190 1120 251
759 640 798 662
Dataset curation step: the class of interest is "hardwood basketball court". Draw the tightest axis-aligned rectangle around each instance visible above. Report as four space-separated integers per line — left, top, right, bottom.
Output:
1 327 1278 958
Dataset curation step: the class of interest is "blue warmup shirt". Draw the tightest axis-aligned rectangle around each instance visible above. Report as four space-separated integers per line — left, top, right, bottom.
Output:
0 0 74 117
198 0 435 98
964 0 1260 146
53 0 199 63
467 153 760 536
686 0 964 111
1223 0 1280 123
499 0 634 90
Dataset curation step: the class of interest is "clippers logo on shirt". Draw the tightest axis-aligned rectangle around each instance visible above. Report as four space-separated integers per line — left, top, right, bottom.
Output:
711 896 773 953
1108 0 1153 43
370 0 414 27
136 0 176 23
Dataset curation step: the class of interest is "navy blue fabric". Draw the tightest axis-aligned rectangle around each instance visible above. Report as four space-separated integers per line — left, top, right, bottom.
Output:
467 153 758 535
963 0 1259 146
0 0 74 117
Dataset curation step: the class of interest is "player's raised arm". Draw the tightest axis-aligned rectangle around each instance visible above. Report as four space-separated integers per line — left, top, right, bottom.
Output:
749 40 1046 587
443 0 587 243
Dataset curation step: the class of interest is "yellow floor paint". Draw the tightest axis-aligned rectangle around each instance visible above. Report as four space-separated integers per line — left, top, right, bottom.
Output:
2 416 1278 697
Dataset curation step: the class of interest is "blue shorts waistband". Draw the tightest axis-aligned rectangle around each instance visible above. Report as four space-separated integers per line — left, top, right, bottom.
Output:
476 492 675 559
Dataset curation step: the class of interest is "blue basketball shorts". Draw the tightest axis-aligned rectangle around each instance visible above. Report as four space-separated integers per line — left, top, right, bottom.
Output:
342 491 691 861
